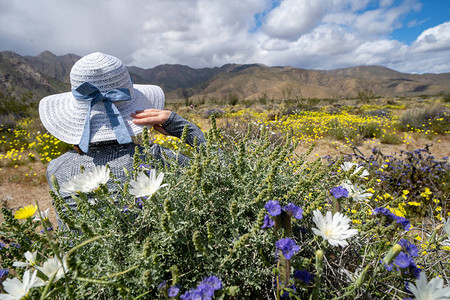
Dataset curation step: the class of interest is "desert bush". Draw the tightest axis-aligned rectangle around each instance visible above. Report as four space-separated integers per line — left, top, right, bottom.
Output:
0 91 37 121
378 132 402 145
399 105 450 134
1 119 450 299
203 108 225 119
440 93 450 103
227 94 239 106
258 92 269 105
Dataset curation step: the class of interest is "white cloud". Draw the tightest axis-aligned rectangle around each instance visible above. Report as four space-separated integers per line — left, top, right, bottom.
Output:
0 0 449 74
412 21 450 52
262 0 327 41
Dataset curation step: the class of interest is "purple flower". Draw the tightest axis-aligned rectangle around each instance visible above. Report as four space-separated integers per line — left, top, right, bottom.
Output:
158 280 167 290
373 207 411 231
373 207 392 216
168 285 180 297
294 269 314 284
195 283 215 298
136 198 144 210
181 275 222 300
384 263 394 271
180 291 192 300
330 186 349 199
139 164 151 170
261 215 275 229
122 205 129 213
40 227 53 234
265 200 281 216
394 216 411 231
395 252 414 268
410 264 421 278
0 269 9 278
398 239 418 257
201 275 222 291
283 203 303 220
276 238 300 260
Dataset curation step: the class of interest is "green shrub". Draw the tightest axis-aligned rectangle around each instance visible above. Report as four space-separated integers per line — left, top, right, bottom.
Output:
227 93 239 106
379 132 402 145
399 105 450 134
1 121 449 299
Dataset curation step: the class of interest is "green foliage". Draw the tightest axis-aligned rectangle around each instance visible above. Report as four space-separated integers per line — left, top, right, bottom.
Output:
0 90 37 121
0 118 71 163
1 120 449 299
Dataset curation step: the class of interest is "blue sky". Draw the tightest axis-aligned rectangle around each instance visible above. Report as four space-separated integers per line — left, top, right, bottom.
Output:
0 0 449 73
390 0 450 44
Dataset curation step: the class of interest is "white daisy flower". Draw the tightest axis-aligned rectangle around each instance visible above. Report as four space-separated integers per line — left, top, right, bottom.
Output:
33 208 50 222
408 273 450 300
0 270 38 300
341 162 369 178
341 181 373 202
60 165 110 193
129 169 168 198
312 209 358 247
13 251 37 268
34 255 67 287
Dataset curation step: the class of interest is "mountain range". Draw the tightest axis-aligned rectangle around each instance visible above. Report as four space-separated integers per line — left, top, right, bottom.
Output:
1 50 450 105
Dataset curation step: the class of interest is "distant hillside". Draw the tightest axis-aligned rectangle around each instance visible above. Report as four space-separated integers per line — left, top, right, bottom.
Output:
0 51 68 101
167 64 450 100
1 50 450 107
24 51 80 82
128 64 226 93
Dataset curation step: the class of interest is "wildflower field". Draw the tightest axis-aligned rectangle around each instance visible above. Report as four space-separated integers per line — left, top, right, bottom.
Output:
0 96 450 299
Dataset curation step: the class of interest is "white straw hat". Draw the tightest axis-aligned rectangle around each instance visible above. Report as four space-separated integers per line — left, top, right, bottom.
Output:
39 52 164 149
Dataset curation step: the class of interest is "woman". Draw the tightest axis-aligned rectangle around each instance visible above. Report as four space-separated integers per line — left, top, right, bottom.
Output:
39 52 205 228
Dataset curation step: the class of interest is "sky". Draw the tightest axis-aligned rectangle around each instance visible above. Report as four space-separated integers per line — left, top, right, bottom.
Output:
0 0 449 74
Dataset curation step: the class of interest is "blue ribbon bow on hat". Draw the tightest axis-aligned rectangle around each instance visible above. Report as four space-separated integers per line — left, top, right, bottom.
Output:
72 82 132 153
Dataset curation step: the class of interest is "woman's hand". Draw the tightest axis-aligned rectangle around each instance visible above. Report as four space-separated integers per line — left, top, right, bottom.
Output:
131 109 171 135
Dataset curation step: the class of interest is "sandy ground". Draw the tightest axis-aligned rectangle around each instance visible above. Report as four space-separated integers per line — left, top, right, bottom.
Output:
1 134 449 228
0 162 57 226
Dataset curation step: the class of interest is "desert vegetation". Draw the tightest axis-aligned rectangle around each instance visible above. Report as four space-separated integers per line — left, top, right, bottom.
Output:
0 94 449 299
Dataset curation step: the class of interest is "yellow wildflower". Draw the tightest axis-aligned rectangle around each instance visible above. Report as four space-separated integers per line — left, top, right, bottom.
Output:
14 205 37 219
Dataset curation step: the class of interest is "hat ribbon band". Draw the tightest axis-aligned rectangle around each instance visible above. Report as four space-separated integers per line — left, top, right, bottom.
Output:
72 82 132 153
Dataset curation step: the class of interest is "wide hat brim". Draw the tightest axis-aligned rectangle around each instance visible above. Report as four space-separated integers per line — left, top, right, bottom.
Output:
39 84 164 145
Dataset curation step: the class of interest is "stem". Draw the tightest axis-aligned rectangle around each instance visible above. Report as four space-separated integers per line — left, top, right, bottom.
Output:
133 291 151 299
76 277 115 285
66 234 112 259
39 271 57 300
99 265 139 280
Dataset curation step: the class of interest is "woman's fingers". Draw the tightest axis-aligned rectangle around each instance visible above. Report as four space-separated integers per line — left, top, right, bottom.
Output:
131 109 171 126
131 109 160 118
